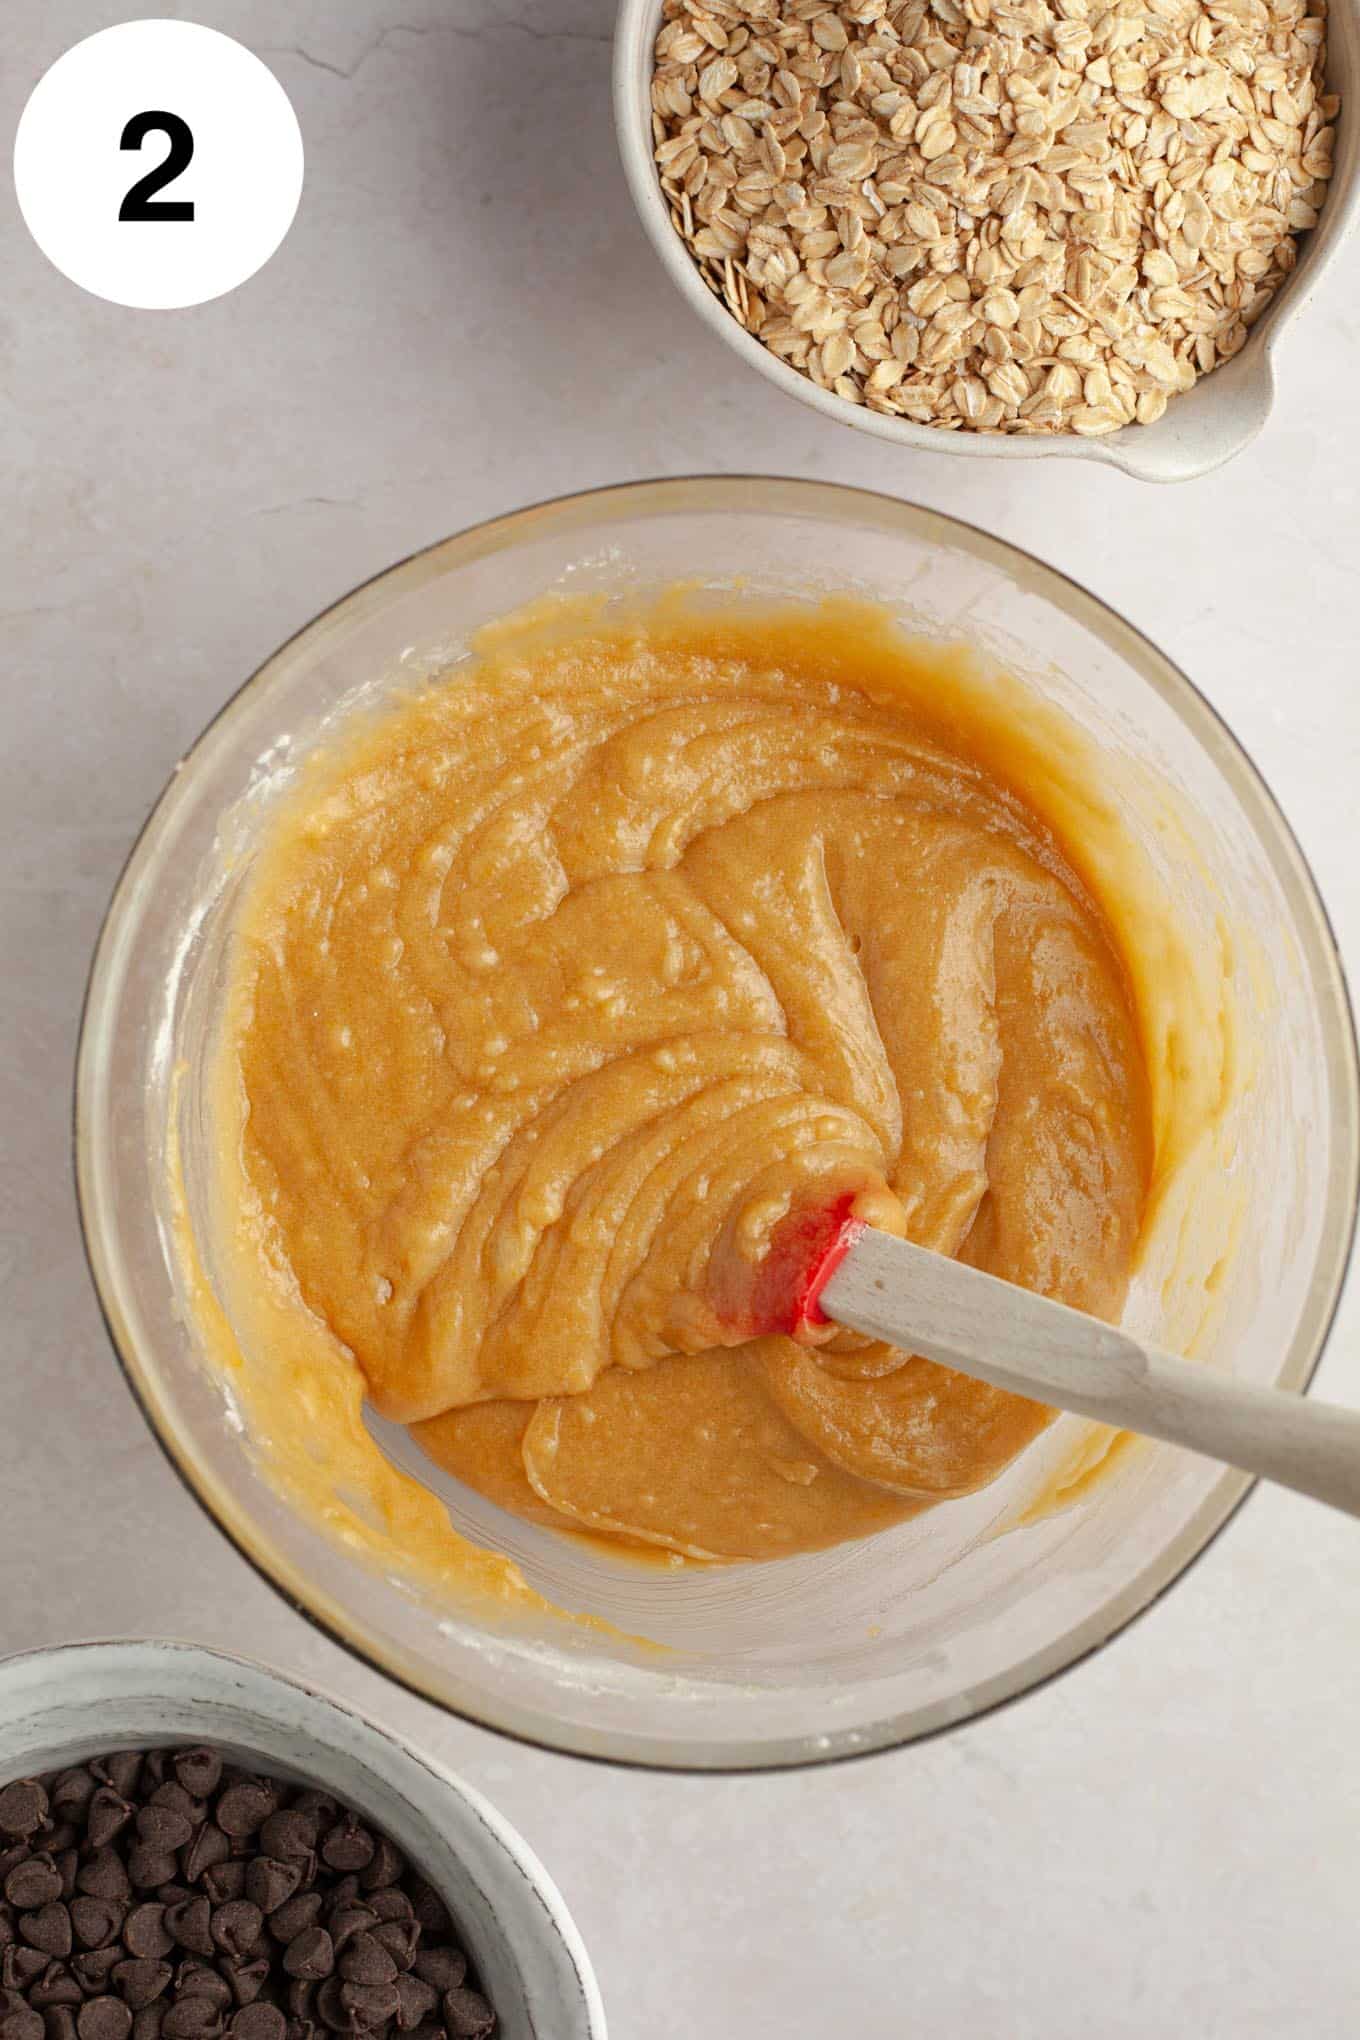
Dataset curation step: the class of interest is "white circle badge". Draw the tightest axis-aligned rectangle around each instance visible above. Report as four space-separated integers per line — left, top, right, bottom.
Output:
13 20 304 310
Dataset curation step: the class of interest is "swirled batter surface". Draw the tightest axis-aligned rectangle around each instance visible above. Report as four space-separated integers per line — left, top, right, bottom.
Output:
225 601 1153 1563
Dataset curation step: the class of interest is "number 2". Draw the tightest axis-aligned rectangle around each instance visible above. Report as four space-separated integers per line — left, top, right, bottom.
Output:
119 111 195 222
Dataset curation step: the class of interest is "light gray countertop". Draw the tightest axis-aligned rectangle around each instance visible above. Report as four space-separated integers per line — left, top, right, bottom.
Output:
3 4 1359 2034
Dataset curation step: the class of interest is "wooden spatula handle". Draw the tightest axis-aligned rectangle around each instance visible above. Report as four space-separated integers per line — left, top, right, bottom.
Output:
819 1226 1360 1520
1115 1346 1360 1517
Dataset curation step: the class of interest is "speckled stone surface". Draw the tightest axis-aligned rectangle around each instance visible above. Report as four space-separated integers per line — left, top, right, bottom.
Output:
3 5 1359 2035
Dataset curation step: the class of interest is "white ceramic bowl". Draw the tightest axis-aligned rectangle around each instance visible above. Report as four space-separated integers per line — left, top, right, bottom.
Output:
614 0 1359 480
0 1643 605 2040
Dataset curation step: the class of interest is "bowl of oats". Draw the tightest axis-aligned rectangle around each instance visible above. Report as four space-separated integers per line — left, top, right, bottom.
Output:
615 0 1355 478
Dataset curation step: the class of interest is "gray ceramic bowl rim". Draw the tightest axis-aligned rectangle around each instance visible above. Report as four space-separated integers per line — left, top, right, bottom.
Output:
0 1641 606 2040
612 0 1360 480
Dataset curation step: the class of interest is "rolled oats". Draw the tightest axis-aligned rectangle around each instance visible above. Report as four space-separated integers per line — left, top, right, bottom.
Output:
650 0 1337 434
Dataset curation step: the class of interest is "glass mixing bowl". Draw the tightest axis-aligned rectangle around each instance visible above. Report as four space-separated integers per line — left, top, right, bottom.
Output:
76 478 1359 1770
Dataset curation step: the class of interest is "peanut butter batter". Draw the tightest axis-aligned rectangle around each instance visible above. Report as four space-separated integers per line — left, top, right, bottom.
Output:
220 599 1153 1565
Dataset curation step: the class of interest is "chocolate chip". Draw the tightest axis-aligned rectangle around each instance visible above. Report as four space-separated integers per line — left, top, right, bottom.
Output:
325 2002 370 2039
72 1904 125 1956
5 1868 60 1916
279 1937 330 1989
85 1803 134 1857
238 1872 294 1930
170 1764 218 1810
313 1920 367 1968
28 1966 80 2011
224 2009 283 2040
131 1819 187 1864
351 1854 398 1909
334 1949 390 1997
193 1876 240 1920
47 1780 94 1824
309 1983 346 2037
18 1912 70 1962
205 1915 258 1970
77 2000 132 2040
179 1837 226 1895
280 1801 331 1828
338 1984 395 2034
215 1962 266 2017
159 2002 222 2040
441 1991 492 2040
172 1970 228 2013
0 1793 48 1846
90 1762 141 1807
315 1837 369 1884
72 1950 123 1994
124 1858 173 1906
76 1860 129 1909
0 1990 44 2040
254 1825 310 1879
409 1953 462 1997
348 1903 403 1935
159 1811 199 1852
210 1800 268 1852
360 1932 412 1982
1 1953 46 1995
351 1905 401 1939
110 1967 171 2014
120 1913 170 1967
163 1907 213 1965
390 1980 435 2037
261 1900 318 1954
0 1758 489 2040
400 1895 443 1944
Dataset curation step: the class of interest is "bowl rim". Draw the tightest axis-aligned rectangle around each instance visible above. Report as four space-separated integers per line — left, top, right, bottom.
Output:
74 473 1360 1772
611 0 1360 480
0 1637 607 2040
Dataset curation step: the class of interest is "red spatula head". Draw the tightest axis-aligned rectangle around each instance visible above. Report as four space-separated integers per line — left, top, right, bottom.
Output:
746 1194 867 1341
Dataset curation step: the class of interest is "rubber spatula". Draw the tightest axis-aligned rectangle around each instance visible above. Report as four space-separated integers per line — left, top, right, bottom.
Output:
788 1215 1360 1519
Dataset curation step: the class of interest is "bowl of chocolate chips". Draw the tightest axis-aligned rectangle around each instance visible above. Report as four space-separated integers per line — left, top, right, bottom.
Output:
0 1644 603 2040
